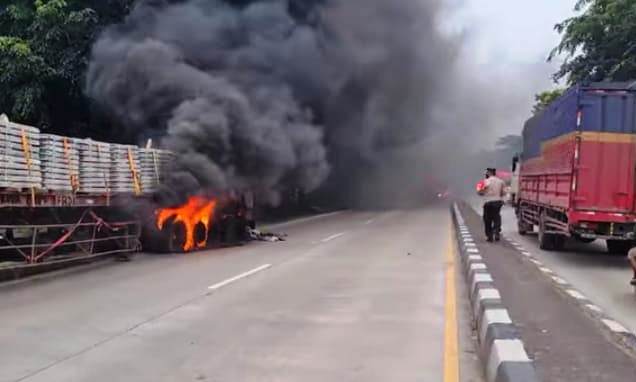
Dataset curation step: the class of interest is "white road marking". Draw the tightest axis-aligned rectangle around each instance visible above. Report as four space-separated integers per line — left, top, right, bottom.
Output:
467 248 480 254
539 267 553 274
552 276 568 285
364 219 375 225
530 259 543 266
208 264 272 291
321 232 346 243
521 251 532 257
464 243 477 248
602 319 630 333
586 304 603 313
566 289 587 300
468 255 483 261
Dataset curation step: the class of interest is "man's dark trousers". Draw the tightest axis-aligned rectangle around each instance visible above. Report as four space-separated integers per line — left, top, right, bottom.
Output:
483 201 504 240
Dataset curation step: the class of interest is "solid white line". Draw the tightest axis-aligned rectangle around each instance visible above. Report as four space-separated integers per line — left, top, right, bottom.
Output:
208 264 272 291
602 319 630 333
321 232 346 243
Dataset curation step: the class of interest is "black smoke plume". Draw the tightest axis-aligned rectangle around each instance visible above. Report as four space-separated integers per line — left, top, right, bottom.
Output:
87 0 460 207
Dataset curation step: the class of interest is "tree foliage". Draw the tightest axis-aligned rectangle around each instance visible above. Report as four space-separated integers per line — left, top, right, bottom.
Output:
0 1 134 134
532 89 565 114
551 0 636 85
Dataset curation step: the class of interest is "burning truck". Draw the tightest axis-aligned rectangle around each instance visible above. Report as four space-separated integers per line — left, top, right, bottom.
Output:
0 114 254 273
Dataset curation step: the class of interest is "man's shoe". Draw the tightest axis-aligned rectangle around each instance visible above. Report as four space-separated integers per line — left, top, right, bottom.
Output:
630 277 636 286
494 233 501 242
486 237 494 242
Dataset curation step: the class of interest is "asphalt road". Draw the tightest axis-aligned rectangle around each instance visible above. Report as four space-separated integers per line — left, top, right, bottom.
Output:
468 198 636 334
0 206 481 382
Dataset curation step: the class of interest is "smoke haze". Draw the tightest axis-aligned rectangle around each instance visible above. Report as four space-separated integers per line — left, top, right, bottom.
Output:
86 0 549 207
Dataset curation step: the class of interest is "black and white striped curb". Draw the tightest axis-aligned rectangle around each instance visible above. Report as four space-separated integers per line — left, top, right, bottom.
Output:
452 204 540 382
501 234 636 356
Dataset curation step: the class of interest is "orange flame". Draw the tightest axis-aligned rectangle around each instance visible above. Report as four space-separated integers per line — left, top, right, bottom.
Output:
156 196 217 252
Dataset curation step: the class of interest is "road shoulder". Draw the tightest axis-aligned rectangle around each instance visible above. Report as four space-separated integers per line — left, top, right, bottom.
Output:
456 202 636 381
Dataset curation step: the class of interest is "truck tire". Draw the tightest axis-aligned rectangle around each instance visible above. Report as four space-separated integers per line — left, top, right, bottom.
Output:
606 240 633 256
539 219 554 251
517 218 532 236
552 235 566 251
538 213 555 250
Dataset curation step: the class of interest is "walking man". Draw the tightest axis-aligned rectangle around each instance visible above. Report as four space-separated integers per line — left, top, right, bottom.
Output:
628 248 636 286
478 168 506 242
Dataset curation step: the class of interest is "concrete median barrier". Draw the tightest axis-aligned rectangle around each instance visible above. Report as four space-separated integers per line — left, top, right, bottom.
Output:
452 203 540 382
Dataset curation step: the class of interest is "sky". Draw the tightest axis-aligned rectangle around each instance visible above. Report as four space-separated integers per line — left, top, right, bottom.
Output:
448 0 578 139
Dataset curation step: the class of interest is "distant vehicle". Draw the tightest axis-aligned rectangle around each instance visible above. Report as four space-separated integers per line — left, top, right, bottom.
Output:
513 82 636 254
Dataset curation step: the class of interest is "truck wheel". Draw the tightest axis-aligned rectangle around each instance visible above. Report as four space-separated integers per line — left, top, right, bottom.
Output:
606 240 633 256
552 235 566 251
517 218 532 236
538 213 555 251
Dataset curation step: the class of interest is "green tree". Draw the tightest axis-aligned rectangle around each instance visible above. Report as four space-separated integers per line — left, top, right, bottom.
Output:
0 1 134 133
550 0 636 85
532 89 565 114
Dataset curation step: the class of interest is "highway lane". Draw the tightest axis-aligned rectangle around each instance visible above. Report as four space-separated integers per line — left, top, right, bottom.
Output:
0 206 481 382
468 198 636 334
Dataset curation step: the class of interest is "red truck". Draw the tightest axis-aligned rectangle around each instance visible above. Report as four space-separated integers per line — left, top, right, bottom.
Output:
513 82 636 254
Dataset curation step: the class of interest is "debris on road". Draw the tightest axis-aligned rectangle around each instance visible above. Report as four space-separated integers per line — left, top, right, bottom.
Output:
248 229 287 242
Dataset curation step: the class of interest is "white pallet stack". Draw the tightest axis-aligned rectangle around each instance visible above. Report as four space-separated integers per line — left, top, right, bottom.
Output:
110 144 141 194
78 139 111 193
138 149 175 193
39 134 80 192
0 116 42 189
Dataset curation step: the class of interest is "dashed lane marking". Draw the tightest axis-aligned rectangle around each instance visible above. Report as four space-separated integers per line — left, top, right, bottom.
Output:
566 289 587 300
551 276 568 285
321 232 346 243
208 264 272 291
602 319 630 333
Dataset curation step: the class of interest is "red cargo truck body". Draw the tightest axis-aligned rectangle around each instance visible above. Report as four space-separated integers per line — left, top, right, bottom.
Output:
516 83 636 252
